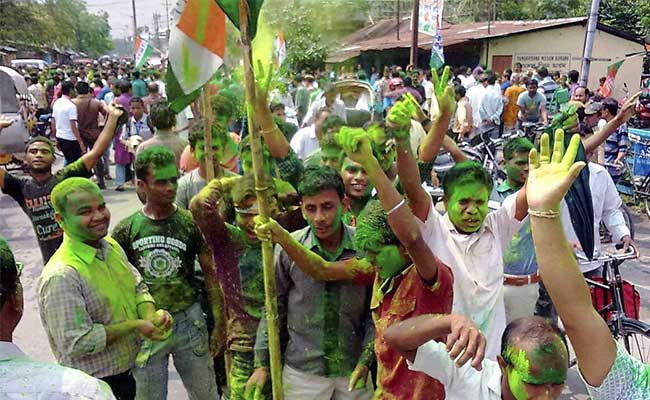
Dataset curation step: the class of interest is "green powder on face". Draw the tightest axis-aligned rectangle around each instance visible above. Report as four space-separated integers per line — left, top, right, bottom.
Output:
376 245 407 279
445 182 489 234
507 365 530 400
152 163 178 181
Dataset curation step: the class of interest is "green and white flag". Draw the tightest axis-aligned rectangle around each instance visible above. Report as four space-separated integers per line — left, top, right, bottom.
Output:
134 37 153 69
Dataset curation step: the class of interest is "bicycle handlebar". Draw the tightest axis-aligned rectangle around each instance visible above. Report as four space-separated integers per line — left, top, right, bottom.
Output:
576 244 637 264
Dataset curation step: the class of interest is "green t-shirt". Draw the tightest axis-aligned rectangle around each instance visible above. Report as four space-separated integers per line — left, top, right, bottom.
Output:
112 207 207 313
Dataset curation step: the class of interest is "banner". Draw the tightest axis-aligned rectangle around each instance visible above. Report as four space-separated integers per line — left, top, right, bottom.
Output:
419 0 445 69
134 37 153 69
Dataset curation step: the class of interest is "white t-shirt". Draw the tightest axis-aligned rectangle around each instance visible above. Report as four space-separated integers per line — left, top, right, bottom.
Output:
52 96 78 141
290 125 319 160
0 342 116 400
418 194 522 359
409 340 501 400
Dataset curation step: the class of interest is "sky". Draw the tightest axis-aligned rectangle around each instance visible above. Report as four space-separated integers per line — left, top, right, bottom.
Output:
85 0 175 39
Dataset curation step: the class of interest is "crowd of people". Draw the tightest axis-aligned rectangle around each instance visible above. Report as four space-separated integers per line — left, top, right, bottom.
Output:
0 57 647 400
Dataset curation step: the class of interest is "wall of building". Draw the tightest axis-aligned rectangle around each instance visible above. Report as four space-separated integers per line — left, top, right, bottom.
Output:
482 24 643 99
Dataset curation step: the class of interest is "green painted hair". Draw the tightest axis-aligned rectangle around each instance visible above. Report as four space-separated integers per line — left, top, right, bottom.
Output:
298 165 344 199
25 136 55 154
354 200 398 251
149 100 176 129
240 134 273 165
503 137 534 161
51 177 102 215
188 120 234 152
135 146 176 179
0 237 18 308
320 115 345 137
442 161 493 197
501 316 568 364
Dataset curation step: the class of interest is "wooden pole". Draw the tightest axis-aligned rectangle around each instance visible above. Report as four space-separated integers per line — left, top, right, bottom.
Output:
410 0 420 67
238 1 284 398
201 88 215 182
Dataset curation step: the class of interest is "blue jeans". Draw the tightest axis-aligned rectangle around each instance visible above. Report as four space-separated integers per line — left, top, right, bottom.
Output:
134 303 219 400
116 163 129 186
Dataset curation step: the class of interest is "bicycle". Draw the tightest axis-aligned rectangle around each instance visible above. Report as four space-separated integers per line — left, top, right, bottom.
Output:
608 129 650 219
574 245 650 364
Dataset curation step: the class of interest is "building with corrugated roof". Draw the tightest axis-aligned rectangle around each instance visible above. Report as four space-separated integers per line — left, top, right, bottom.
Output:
328 16 644 98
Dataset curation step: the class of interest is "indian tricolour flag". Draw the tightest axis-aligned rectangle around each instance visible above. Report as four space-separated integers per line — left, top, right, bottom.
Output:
166 0 226 112
134 37 153 70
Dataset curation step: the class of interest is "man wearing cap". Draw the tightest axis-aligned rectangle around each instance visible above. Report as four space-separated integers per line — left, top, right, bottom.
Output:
0 105 124 263
0 237 116 399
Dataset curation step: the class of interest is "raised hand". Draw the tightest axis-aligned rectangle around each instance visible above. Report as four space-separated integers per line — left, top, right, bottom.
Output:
403 92 427 123
336 127 374 166
386 100 414 131
526 129 585 212
254 60 274 111
0 114 15 130
622 91 642 122
431 66 456 117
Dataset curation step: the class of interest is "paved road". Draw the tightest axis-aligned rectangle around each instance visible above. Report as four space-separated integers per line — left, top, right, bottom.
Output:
3 160 650 399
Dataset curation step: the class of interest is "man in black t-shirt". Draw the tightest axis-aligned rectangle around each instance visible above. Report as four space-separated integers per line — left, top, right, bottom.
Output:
0 106 124 263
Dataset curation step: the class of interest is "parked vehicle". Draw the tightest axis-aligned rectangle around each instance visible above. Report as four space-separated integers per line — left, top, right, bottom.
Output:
10 59 48 70
0 66 30 170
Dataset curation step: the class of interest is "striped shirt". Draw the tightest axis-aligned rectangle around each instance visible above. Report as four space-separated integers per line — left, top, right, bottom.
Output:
604 123 628 179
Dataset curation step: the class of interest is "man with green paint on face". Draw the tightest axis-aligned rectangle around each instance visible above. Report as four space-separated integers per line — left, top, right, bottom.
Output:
0 105 125 263
497 138 541 323
190 173 303 400
384 313 569 400
252 126 454 399
248 165 375 400
111 147 220 400
175 122 239 210
38 177 173 400
387 96 529 360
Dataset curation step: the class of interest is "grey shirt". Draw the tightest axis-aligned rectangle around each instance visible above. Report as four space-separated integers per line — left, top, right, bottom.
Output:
175 169 207 210
254 224 375 377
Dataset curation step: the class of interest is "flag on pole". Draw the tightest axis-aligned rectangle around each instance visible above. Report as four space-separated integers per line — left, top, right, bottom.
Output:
166 0 226 112
601 59 625 98
134 37 154 69
274 32 286 67
214 0 264 39
419 0 445 69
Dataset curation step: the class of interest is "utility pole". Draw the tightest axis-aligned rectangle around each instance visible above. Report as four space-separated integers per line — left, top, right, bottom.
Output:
410 0 419 66
396 0 400 40
164 0 171 35
580 0 601 87
131 0 138 41
153 12 161 50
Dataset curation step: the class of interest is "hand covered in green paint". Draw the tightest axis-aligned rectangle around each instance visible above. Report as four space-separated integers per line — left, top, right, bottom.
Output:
245 367 268 400
254 216 284 243
254 60 274 112
432 66 456 118
348 363 369 391
526 129 585 212
386 100 414 131
137 318 172 341
152 309 173 330
403 92 427 123
336 127 375 167
445 314 486 371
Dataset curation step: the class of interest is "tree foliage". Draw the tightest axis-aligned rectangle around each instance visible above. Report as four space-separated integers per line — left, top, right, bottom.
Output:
261 0 370 71
0 0 112 57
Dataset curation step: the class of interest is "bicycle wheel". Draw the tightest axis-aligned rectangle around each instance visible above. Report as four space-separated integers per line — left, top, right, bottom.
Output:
617 318 650 363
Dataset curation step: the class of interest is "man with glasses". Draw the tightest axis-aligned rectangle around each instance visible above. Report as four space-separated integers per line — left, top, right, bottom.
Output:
0 237 116 398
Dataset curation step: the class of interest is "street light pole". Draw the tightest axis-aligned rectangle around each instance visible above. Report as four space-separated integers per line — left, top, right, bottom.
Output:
410 0 420 67
580 0 601 87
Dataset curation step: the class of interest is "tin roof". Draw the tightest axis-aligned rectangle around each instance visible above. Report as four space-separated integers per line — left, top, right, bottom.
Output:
328 16 640 62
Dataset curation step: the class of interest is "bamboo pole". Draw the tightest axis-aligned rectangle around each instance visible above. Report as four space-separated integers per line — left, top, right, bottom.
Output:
238 0 284 398
201 87 216 182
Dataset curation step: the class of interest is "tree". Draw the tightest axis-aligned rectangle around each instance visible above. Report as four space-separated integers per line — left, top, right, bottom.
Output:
0 0 111 57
